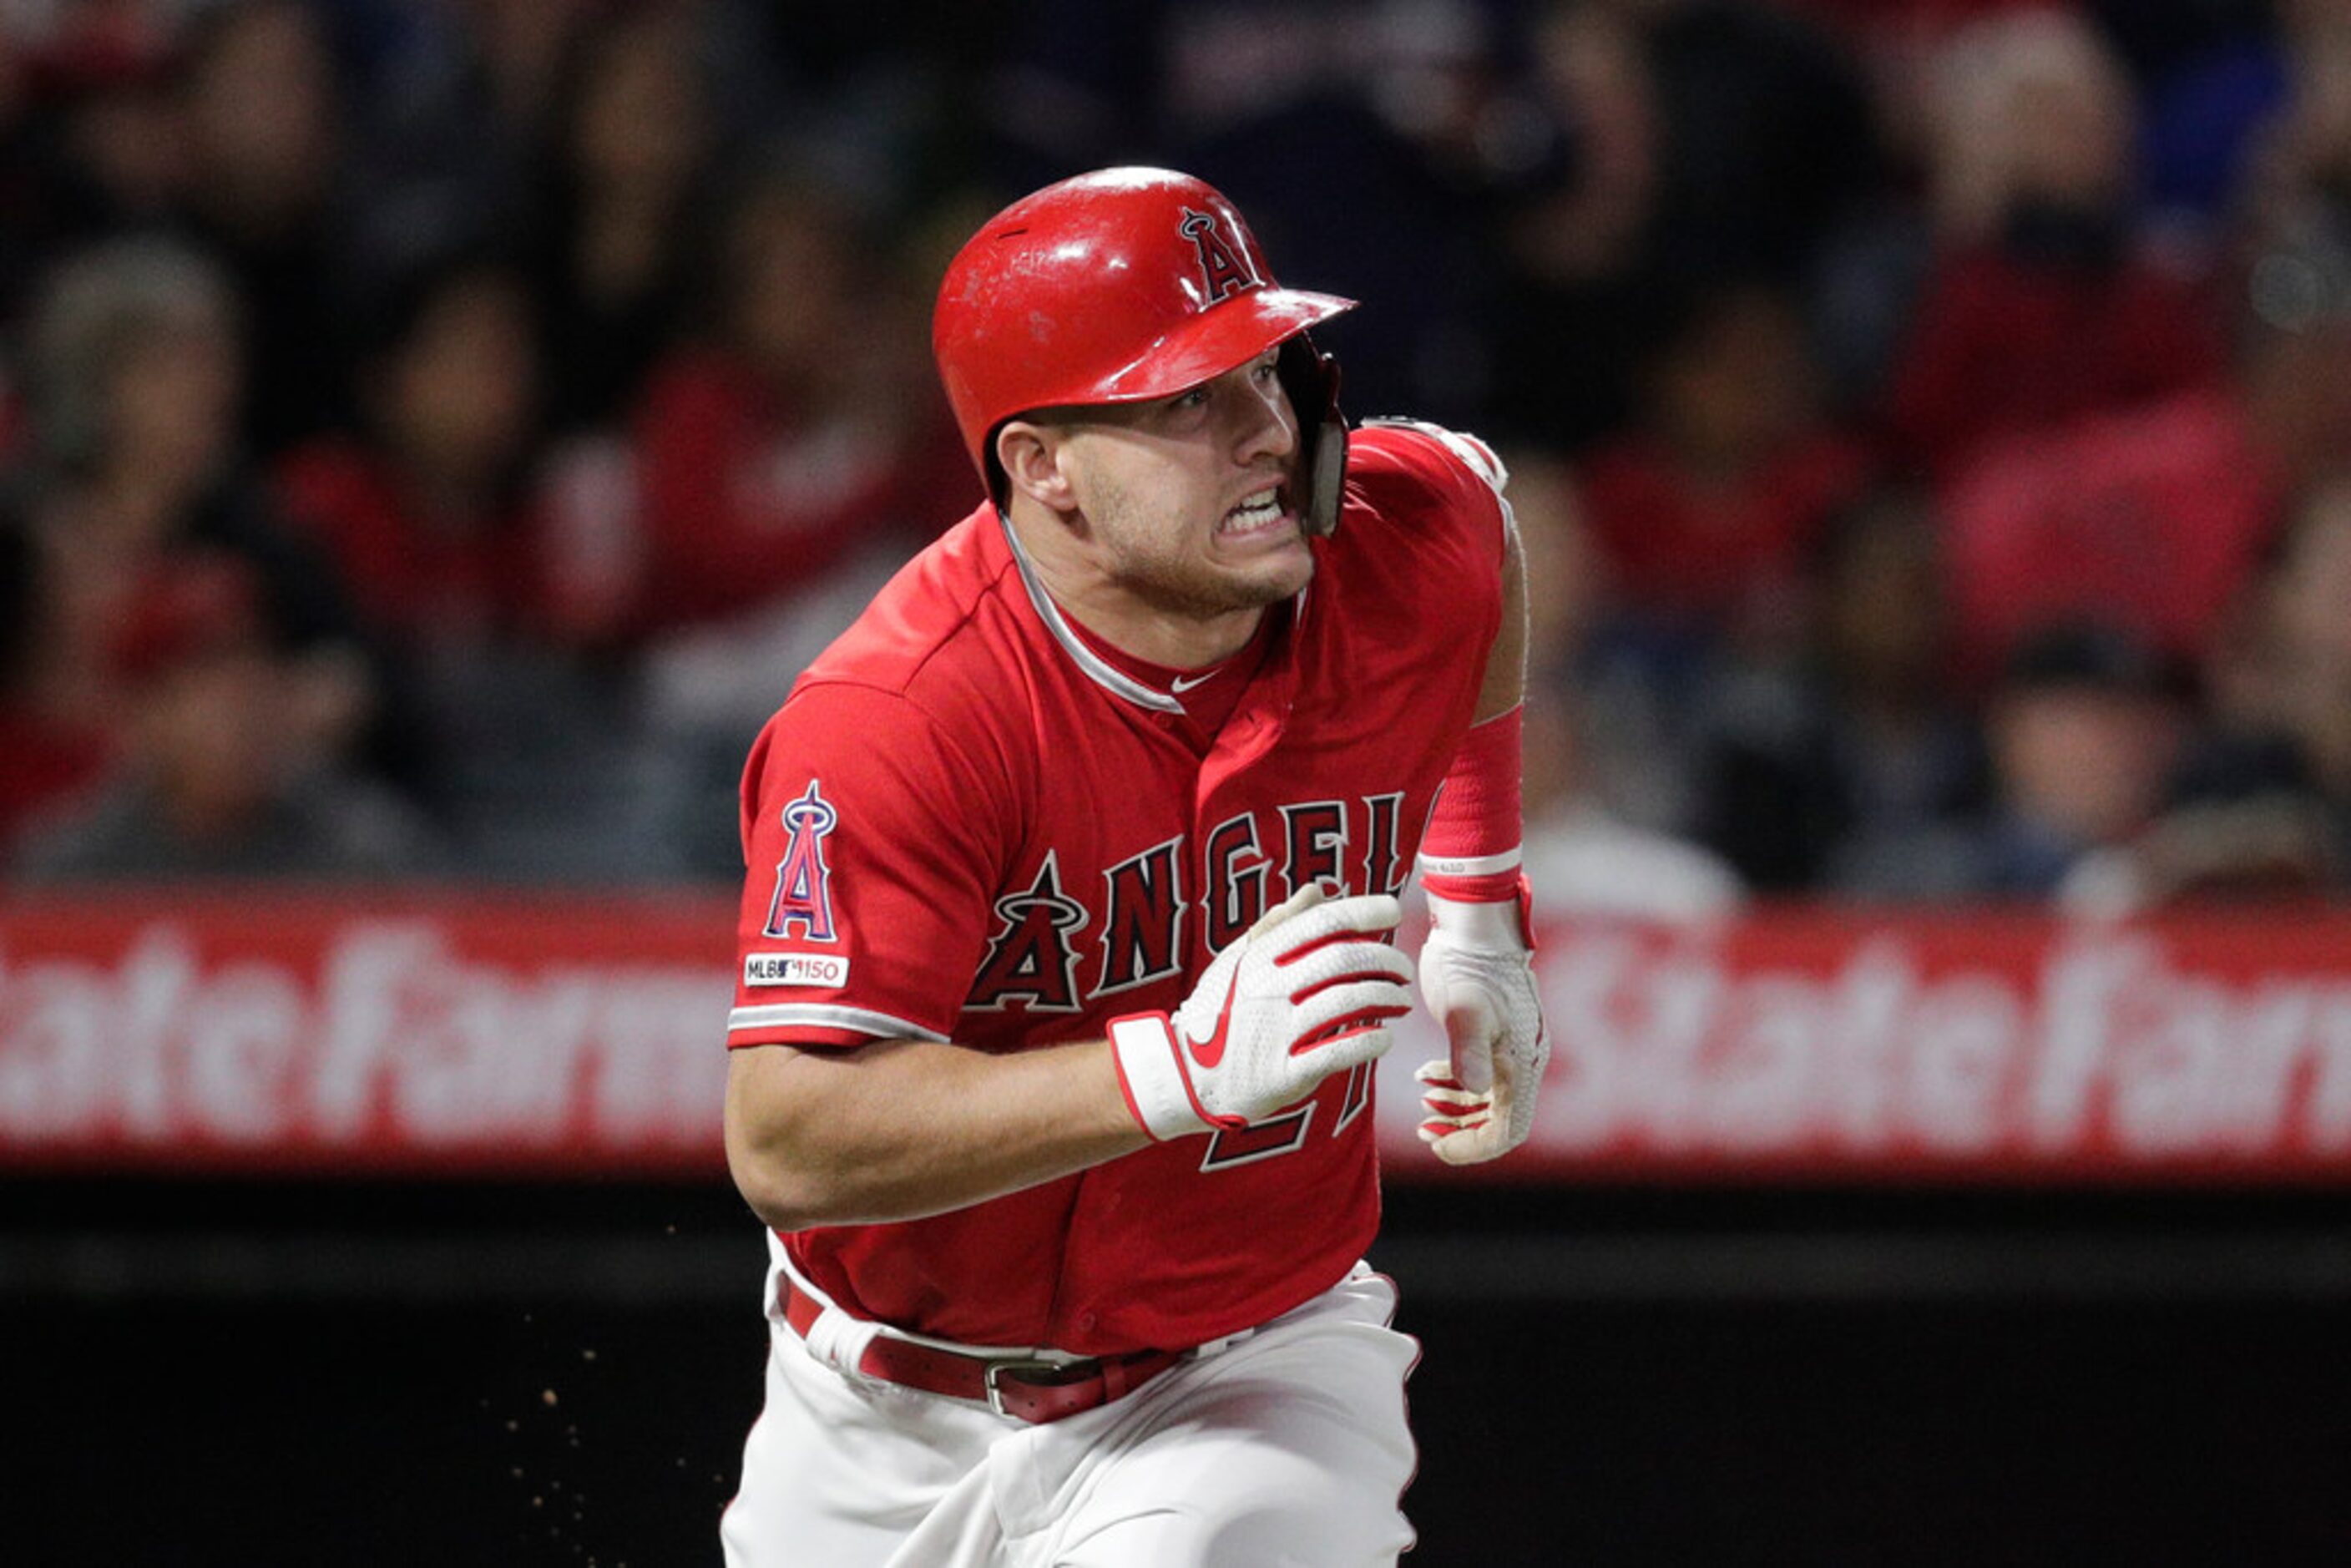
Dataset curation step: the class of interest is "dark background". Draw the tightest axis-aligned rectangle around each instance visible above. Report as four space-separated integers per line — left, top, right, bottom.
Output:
6 1176 2347 1566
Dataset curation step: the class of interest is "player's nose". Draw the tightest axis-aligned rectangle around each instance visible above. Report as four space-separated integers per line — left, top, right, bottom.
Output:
1230 373 1297 467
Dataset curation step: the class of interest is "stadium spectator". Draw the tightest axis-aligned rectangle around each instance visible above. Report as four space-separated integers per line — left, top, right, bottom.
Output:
10 555 432 883
1169 2 1535 424
1938 223 2351 685
172 0 365 458
980 0 1542 424
1493 0 1880 453
1630 0 1883 286
2111 475 2351 908
1880 8 2224 483
1833 619 2190 903
2074 739 2341 913
18 236 375 763
2263 480 2351 843
0 504 112 854
1486 0 1671 451
274 253 554 652
2136 5 2297 232
523 5 723 435
1509 452 1744 920
1692 487 1989 892
627 164 952 641
614 164 967 875
0 7 185 326
273 247 686 882
339 0 599 271
1575 277 1873 650
2230 0 2351 308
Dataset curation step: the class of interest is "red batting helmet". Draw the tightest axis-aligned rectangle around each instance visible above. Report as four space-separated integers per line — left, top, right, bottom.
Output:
933 167 1356 532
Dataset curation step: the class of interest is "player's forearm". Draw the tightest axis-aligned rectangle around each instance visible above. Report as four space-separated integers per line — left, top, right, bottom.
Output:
724 1036 1149 1230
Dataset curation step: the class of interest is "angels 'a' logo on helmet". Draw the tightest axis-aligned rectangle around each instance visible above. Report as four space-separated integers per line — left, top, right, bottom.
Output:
1179 206 1261 304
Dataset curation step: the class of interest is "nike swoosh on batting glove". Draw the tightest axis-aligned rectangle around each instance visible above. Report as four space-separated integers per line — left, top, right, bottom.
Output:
1109 883 1414 1141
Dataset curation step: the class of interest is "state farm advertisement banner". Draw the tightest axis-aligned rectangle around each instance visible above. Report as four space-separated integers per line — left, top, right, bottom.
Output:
0 893 738 1176
1383 912 2351 1183
2 895 2348 1180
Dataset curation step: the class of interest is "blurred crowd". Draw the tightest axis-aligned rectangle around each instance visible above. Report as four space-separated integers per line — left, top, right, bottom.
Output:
0 0 2344 911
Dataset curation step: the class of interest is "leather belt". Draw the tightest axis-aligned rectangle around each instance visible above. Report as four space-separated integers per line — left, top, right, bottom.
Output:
780 1276 1186 1424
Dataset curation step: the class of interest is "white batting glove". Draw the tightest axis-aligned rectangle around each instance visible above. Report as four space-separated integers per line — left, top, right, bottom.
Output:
1415 888 1549 1165
1110 883 1413 1141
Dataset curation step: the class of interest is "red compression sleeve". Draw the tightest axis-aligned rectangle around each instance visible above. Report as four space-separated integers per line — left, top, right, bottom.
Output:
1418 705 1523 904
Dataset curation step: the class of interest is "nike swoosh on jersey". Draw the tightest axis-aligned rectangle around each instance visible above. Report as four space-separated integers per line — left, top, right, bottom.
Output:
1187 966 1241 1070
1170 670 1216 694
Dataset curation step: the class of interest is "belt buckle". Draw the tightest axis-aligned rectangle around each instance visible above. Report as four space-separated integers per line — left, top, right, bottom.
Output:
981 1355 1083 1419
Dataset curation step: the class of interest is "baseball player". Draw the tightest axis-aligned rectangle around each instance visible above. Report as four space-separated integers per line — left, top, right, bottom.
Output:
719 167 1550 1566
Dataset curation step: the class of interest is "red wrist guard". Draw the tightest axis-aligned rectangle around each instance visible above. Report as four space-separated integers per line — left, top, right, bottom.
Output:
1418 705 1523 904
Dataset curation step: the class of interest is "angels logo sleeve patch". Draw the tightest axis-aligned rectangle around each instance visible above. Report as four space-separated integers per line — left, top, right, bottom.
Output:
727 685 1004 1050
761 781 842 942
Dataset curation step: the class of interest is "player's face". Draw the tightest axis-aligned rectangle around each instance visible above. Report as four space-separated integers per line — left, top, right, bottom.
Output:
1059 348 1312 621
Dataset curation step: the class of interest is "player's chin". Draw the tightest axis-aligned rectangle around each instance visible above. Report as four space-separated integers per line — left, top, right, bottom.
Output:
1226 547 1313 605
1210 521 1312 583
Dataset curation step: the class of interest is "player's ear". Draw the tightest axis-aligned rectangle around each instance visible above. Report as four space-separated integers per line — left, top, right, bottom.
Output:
996 420 1078 513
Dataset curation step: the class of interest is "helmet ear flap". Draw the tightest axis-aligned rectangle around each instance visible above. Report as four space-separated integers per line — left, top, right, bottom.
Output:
1277 336 1347 537
982 421 1013 513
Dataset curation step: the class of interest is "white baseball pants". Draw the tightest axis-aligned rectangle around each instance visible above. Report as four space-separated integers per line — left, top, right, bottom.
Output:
720 1238 1419 1567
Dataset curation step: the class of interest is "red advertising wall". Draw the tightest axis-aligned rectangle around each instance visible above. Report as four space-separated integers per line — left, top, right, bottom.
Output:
3 893 2348 1181
1393 908 2351 1185
0 893 737 1176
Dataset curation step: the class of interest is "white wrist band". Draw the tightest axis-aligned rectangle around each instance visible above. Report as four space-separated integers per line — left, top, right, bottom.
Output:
1108 1013 1206 1141
1425 888 1530 951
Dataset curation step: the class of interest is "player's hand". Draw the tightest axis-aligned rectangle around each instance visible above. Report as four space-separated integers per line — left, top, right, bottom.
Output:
1109 883 1413 1141
1414 884 1548 1165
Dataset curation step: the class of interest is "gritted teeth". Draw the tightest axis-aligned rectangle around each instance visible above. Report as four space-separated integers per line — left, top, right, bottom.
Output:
1220 487 1287 534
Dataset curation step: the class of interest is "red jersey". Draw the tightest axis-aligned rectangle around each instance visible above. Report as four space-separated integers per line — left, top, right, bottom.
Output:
1579 428 1870 628
1884 243 2223 483
274 439 550 644
629 349 959 636
1942 387 2283 683
726 422 1508 1355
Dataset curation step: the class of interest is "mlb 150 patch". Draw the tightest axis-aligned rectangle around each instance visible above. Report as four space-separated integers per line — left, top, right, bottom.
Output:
744 953 851 989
